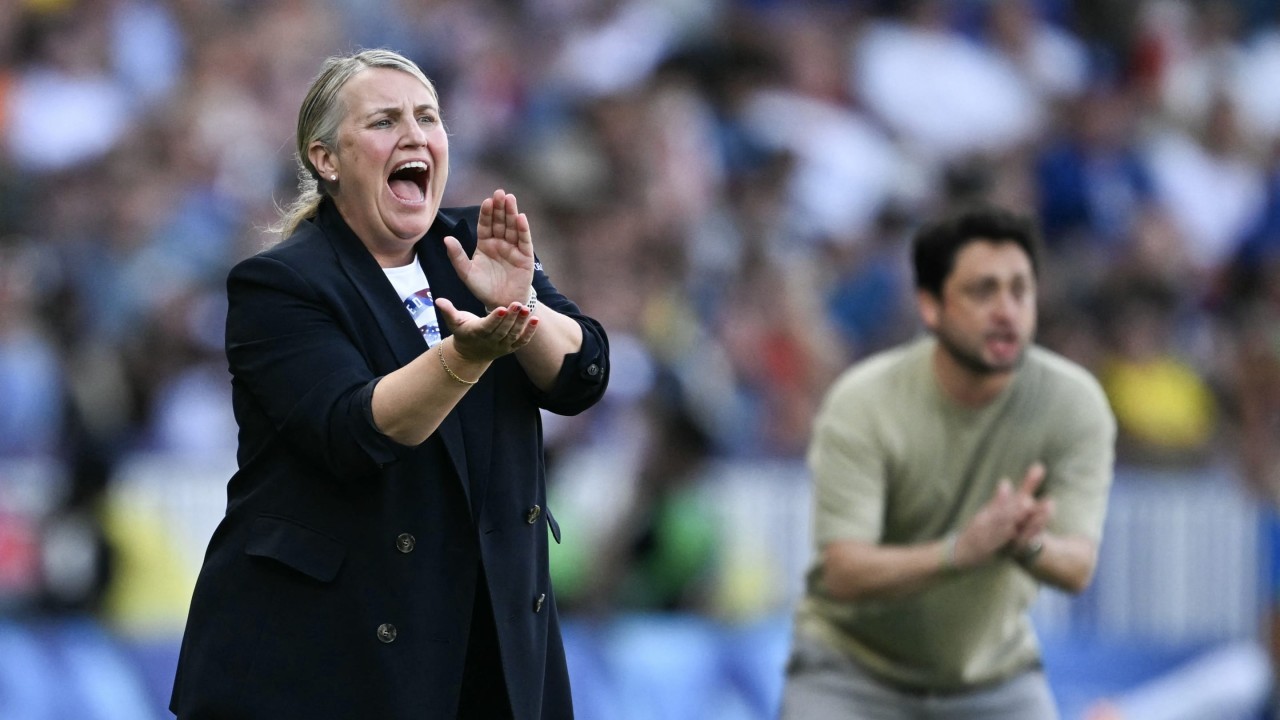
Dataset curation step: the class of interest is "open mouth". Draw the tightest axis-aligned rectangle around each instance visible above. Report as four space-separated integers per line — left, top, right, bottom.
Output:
388 160 428 203
985 331 1021 359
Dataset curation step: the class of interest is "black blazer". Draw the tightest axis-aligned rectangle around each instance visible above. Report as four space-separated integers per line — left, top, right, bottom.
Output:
170 199 609 719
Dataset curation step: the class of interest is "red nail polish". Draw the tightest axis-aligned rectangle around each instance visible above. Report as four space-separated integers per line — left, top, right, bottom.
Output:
497 308 507 317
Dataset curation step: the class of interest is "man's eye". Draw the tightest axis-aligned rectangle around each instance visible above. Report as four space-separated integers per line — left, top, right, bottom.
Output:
418 114 437 125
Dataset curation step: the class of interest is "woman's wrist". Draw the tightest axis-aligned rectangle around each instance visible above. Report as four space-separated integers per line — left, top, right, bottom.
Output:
438 338 487 386
485 286 537 314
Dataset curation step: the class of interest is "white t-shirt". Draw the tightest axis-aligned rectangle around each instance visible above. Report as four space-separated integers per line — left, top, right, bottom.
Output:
383 260 441 348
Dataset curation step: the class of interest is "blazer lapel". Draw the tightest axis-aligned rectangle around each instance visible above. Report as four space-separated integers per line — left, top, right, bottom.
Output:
320 202 428 370
318 201 476 510
419 211 496 517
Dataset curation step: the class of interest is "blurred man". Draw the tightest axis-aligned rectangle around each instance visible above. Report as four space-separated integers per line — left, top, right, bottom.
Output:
780 204 1116 720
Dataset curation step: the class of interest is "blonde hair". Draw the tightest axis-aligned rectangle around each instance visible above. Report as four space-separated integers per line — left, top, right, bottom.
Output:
272 49 439 239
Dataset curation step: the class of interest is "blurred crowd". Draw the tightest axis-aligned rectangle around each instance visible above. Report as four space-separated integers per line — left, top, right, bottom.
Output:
3 0 1280 621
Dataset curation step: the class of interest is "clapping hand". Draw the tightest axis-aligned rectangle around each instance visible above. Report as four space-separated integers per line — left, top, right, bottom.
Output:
1009 464 1054 557
953 463 1051 568
443 189 536 311
434 296 538 363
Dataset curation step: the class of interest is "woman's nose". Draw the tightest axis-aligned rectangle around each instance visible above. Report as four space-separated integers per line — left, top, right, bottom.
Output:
401 121 428 147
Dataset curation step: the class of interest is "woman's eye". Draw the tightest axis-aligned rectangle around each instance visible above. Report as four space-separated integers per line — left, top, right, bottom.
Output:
418 114 437 125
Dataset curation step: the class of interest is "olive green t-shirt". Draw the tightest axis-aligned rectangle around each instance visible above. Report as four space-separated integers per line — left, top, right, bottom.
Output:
794 336 1116 692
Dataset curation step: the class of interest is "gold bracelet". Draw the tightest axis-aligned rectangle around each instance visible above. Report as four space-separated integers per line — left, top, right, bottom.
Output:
438 341 478 386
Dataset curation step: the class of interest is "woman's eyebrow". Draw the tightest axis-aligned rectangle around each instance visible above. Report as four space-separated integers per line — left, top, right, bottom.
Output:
362 102 438 118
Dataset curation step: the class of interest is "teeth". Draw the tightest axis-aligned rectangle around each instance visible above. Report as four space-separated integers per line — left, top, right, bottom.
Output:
393 161 428 173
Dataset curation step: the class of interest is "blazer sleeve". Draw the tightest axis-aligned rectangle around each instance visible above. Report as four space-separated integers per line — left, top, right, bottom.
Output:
225 254 412 479
527 262 610 416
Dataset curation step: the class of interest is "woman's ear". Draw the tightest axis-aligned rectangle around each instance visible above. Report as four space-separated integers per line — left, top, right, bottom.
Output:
308 141 336 180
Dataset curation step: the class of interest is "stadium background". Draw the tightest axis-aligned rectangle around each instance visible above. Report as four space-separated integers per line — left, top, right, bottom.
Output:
2 0 1280 717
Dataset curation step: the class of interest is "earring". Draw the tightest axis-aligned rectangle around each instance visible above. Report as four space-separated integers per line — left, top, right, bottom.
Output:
330 174 337 181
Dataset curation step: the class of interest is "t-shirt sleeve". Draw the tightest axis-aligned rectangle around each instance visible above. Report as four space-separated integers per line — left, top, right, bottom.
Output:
807 379 887 548
1044 374 1117 541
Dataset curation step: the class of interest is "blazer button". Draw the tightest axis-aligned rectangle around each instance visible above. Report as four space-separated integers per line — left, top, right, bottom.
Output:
526 505 541 524
586 363 600 377
533 593 546 613
395 533 416 553
376 623 397 643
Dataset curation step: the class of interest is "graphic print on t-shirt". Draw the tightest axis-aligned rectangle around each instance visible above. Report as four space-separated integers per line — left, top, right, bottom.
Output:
404 289 441 347
383 259 441 348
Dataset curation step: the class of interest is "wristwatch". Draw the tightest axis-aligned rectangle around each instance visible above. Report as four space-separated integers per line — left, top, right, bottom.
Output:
1014 537 1044 567
486 286 537 314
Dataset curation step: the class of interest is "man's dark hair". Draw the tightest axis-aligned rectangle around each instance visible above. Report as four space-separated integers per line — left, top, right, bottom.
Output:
911 204 1043 298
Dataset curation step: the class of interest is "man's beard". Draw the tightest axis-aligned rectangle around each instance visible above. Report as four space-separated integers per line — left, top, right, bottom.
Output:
934 326 1026 375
